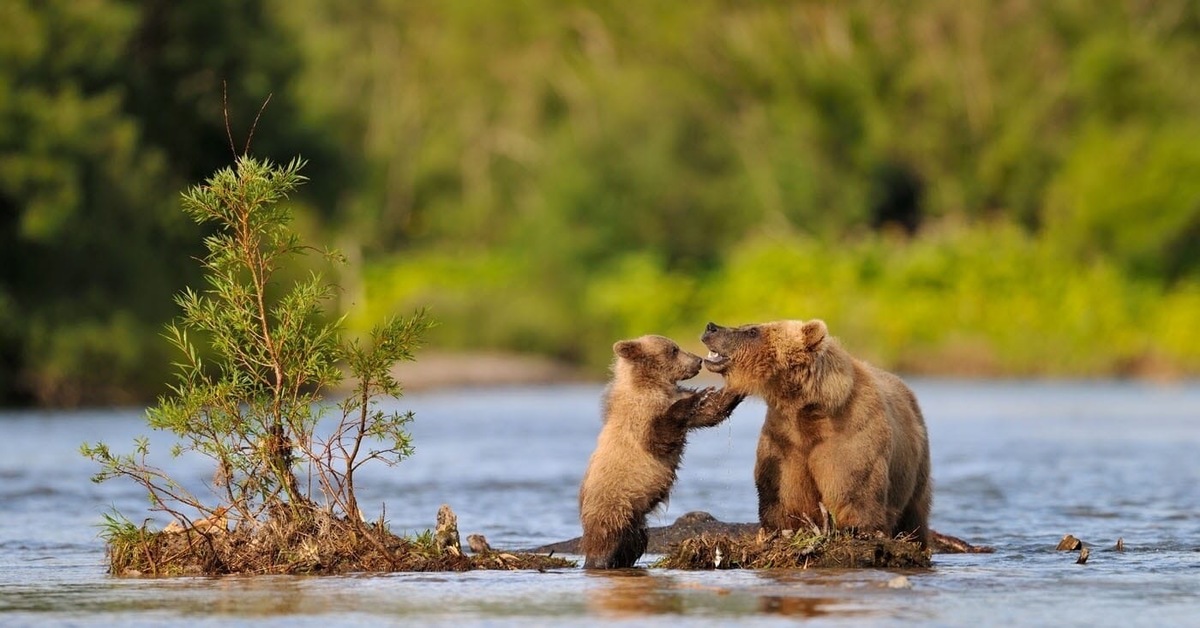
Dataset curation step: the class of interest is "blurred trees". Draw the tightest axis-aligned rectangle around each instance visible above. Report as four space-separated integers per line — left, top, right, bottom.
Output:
296 0 1198 369
288 0 1199 266
0 0 340 404
3 0 1199 404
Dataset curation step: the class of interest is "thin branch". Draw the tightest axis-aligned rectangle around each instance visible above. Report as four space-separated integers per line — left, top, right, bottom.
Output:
223 80 237 159
243 93 273 156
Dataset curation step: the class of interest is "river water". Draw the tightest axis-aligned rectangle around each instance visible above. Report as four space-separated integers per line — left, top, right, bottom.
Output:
1 380 1198 626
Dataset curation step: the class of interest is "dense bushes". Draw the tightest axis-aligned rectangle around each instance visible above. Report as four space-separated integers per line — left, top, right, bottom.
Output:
359 221 1200 378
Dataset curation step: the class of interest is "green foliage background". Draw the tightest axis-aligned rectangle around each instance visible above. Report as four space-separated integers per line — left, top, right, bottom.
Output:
3 0 1199 404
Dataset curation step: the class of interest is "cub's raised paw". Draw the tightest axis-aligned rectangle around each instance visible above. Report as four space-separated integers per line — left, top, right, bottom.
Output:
702 388 746 415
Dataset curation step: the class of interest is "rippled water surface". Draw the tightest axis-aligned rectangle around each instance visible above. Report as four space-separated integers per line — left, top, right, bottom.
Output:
2 381 1198 626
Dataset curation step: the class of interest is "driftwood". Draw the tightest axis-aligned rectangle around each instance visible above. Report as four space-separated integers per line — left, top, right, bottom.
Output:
434 504 463 556
1055 534 1083 551
467 534 493 553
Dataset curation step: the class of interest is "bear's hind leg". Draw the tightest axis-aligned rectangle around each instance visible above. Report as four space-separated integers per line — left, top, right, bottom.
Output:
755 455 786 530
895 478 931 549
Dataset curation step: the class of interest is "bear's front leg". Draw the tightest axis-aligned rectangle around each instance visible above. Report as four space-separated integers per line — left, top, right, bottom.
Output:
687 388 746 429
646 391 708 459
660 389 709 428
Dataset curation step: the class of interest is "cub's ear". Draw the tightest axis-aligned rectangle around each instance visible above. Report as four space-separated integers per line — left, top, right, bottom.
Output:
801 319 828 350
613 339 643 360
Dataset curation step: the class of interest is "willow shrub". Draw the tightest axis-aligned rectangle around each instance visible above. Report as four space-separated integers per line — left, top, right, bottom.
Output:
82 157 432 561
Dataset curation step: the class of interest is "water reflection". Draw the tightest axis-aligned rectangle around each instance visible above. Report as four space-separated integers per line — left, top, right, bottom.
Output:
585 570 683 617
758 594 844 617
207 576 308 616
584 568 878 619
750 569 896 619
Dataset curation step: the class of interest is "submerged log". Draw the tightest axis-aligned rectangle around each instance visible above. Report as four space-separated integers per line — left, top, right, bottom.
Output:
530 511 758 555
929 530 995 554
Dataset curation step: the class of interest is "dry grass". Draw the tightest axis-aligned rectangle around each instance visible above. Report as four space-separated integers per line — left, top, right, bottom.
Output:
105 505 938 576
652 528 931 570
106 504 572 576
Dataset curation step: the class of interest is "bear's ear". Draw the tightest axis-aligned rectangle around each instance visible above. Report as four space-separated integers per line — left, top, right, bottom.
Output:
613 339 643 360
802 319 828 350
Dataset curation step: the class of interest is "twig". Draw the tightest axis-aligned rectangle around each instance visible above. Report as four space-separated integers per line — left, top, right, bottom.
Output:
222 83 273 156
244 93 273 156
223 80 236 158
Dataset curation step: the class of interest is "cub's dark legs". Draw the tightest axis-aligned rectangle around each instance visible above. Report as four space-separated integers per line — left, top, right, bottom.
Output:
583 523 648 569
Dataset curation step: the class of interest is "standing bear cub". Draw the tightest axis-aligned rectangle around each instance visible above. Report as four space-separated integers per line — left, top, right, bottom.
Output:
701 320 931 547
579 335 744 568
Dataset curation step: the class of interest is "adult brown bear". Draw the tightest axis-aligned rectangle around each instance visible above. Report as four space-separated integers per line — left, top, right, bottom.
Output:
701 319 931 547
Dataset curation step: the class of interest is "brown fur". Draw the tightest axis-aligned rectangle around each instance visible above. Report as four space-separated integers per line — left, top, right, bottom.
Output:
701 320 931 547
579 335 745 569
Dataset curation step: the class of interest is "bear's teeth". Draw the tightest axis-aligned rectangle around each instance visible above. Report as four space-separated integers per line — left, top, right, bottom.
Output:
706 351 722 360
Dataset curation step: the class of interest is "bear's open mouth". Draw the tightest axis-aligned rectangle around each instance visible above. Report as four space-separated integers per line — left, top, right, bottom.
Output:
703 351 730 373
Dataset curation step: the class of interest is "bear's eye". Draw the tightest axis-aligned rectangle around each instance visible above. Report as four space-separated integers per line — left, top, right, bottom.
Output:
670 346 679 357
746 328 760 338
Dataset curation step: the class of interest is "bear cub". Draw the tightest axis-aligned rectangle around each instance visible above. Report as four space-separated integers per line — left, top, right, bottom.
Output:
701 319 931 547
578 335 744 569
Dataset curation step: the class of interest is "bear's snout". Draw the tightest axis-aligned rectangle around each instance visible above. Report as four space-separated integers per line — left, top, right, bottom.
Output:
702 322 728 345
683 354 703 378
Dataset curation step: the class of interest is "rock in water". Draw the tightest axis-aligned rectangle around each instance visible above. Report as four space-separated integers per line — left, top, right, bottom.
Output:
1076 547 1090 564
435 504 462 556
887 576 913 589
